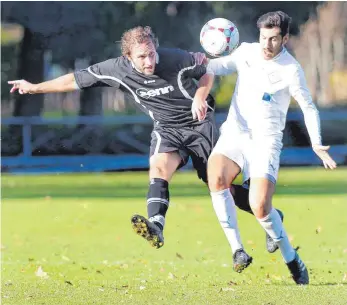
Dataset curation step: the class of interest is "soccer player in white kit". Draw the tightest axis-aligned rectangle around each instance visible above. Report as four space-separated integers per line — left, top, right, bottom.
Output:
193 11 337 284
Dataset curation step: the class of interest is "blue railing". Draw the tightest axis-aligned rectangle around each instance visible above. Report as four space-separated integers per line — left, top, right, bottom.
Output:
1 111 347 173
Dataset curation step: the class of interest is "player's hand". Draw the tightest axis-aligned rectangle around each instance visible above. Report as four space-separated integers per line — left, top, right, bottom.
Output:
190 52 208 66
8 79 35 94
191 97 208 121
312 144 337 169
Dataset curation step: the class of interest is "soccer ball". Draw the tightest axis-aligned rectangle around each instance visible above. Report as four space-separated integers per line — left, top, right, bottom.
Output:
200 18 239 57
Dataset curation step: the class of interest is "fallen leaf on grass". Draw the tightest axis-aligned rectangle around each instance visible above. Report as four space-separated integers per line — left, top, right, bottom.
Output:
176 252 184 260
168 272 177 279
227 281 237 286
315 226 322 234
219 287 234 292
35 266 48 279
65 280 73 285
271 275 283 281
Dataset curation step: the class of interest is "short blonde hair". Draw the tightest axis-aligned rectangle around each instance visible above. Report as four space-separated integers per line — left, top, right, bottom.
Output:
121 26 159 57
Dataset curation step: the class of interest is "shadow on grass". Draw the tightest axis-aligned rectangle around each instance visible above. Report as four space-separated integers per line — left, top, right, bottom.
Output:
305 282 347 286
2 180 347 200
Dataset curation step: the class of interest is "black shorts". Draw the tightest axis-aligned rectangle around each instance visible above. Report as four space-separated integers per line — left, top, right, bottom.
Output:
149 118 218 183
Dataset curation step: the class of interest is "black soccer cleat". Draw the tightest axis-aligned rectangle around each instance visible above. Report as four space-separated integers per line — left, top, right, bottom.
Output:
286 252 309 285
266 209 284 253
232 249 253 273
131 214 164 249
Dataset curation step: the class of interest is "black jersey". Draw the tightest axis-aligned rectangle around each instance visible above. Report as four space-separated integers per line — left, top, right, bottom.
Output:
74 48 215 127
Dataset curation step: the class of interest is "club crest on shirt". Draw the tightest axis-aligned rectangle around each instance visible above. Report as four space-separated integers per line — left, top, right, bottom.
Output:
268 71 282 84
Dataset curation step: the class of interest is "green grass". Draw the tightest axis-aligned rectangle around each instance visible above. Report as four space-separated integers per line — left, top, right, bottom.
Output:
1 167 347 305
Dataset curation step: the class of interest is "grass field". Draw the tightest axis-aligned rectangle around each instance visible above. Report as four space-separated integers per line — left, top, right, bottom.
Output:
1 167 347 305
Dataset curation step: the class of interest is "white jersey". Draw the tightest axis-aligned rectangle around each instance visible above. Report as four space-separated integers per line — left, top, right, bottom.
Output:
207 42 322 146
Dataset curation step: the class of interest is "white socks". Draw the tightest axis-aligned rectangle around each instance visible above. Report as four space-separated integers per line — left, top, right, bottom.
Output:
258 208 295 263
210 189 243 254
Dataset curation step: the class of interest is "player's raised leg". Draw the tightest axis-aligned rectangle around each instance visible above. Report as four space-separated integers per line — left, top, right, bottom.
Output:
208 153 252 273
131 151 181 249
231 181 284 253
249 177 309 284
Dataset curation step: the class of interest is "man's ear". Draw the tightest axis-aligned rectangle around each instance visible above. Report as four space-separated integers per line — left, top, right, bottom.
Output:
282 33 289 46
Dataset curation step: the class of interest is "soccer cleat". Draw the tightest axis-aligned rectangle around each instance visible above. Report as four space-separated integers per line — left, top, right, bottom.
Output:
232 249 253 273
266 209 284 253
131 214 164 249
286 252 309 285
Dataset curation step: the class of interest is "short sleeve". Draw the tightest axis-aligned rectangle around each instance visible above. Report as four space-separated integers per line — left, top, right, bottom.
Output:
74 58 125 90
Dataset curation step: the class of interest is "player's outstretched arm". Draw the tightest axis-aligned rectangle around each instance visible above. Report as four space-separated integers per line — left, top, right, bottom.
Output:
289 66 337 170
8 73 79 95
312 145 337 170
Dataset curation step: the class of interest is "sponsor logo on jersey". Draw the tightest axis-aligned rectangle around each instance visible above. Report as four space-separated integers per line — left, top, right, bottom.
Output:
144 80 156 84
136 85 174 99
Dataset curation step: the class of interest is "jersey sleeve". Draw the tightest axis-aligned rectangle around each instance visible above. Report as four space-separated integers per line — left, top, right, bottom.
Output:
74 58 124 89
289 65 322 145
206 42 247 76
177 50 207 80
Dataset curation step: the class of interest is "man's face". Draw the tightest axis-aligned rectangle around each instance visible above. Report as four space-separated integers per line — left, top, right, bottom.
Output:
128 40 156 75
259 27 288 60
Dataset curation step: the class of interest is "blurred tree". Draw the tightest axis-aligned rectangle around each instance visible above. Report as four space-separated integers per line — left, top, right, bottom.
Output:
291 2 347 106
1 23 23 116
1 1 325 116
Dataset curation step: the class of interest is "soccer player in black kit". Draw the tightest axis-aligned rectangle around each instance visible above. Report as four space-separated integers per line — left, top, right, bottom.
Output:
8 26 283 273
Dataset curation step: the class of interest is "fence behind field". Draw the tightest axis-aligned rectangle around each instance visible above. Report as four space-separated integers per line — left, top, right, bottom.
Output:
1 110 347 173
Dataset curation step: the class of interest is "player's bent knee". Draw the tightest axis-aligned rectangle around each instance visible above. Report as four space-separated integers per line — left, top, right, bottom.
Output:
150 153 181 180
208 173 229 192
250 199 272 219
150 164 171 180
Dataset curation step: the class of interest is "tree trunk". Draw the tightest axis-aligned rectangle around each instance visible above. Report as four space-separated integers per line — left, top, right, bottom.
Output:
79 87 103 116
13 27 44 117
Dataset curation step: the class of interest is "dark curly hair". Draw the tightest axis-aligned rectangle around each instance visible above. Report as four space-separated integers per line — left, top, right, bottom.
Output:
121 26 159 57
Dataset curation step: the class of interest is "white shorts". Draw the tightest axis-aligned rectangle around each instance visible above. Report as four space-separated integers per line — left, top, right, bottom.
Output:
212 128 282 184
